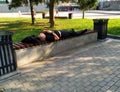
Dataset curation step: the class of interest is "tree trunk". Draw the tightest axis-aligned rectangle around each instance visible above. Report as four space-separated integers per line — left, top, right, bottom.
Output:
29 0 35 25
49 0 55 28
82 10 85 19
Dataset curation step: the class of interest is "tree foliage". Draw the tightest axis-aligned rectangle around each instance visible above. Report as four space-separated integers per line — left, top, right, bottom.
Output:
9 0 28 9
78 0 97 10
77 0 98 18
9 0 43 9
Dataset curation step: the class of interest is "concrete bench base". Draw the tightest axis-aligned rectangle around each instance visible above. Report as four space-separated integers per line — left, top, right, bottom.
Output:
15 32 97 67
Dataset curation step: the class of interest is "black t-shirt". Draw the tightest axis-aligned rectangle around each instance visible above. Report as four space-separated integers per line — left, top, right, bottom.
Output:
45 33 54 42
44 30 73 42
44 31 60 42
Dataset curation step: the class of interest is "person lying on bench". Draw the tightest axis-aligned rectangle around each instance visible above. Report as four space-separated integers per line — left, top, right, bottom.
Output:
38 29 87 42
21 29 87 44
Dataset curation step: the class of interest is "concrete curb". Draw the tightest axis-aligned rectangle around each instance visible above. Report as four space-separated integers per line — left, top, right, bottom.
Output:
107 34 120 39
0 70 21 82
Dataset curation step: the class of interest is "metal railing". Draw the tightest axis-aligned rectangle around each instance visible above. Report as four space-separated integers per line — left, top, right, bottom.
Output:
0 31 17 76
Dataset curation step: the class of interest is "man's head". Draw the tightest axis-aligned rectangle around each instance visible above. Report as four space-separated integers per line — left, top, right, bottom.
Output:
38 33 46 41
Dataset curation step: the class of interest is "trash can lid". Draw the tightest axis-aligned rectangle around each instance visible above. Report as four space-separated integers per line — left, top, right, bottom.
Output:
93 19 109 21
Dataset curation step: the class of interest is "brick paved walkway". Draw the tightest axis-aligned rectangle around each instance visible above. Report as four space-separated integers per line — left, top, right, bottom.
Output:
0 38 120 92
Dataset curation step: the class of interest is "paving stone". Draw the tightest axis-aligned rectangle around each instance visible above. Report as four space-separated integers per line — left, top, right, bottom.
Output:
92 86 101 92
4 89 11 92
115 80 120 87
109 85 118 92
115 87 120 92
0 39 120 92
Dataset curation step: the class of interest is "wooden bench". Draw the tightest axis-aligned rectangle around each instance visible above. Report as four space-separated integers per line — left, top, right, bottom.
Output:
13 31 98 67
13 31 96 50
13 42 46 50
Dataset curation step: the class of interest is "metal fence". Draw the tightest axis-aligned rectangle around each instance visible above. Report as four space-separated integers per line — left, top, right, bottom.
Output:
0 31 17 76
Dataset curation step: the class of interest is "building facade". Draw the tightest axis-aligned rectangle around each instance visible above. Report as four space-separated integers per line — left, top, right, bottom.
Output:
98 0 120 10
0 3 48 13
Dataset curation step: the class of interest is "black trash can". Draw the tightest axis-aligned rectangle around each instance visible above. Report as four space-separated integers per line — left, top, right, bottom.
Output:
68 13 73 19
0 31 17 76
93 19 109 39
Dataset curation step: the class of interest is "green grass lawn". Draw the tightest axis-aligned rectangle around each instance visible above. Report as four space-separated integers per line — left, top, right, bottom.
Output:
0 18 120 42
108 19 120 35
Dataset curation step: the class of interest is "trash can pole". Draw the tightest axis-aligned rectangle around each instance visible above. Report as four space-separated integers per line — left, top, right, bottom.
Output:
42 13 46 19
68 13 72 19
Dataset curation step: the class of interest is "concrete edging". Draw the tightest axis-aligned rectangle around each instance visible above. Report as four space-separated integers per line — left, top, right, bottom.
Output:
107 34 120 39
15 32 98 67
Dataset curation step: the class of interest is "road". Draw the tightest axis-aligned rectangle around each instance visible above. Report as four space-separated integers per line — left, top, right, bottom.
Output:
57 10 120 19
0 10 120 19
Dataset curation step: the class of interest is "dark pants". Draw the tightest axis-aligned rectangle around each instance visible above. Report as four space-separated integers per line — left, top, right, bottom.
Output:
60 29 87 39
